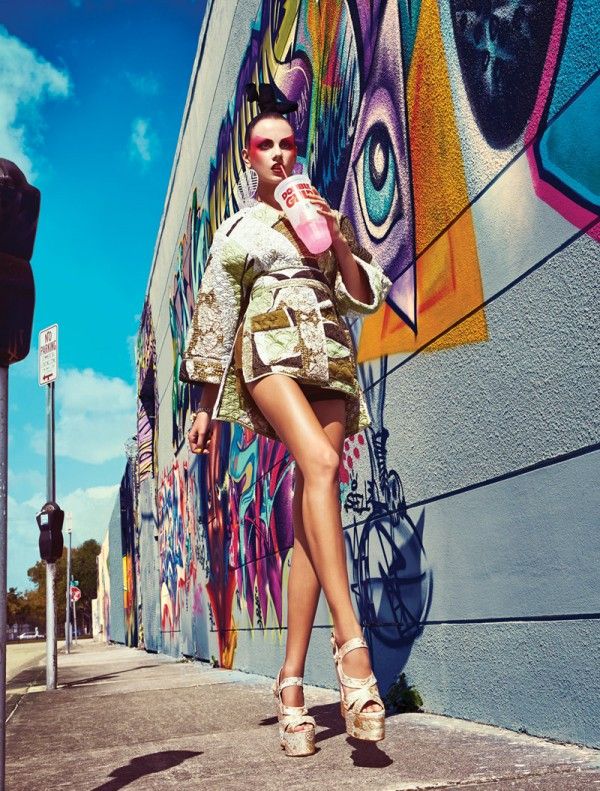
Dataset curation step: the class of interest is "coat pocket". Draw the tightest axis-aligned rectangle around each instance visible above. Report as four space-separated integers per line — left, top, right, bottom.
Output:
248 307 302 368
249 307 291 332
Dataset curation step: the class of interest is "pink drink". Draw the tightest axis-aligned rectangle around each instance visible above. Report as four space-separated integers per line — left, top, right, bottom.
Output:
274 175 332 255
294 216 332 254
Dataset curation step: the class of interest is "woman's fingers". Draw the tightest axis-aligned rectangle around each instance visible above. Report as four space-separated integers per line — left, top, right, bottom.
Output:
190 431 211 454
308 193 330 210
188 414 213 454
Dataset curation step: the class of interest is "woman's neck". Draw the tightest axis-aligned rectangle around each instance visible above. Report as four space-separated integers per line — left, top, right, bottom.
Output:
255 183 280 211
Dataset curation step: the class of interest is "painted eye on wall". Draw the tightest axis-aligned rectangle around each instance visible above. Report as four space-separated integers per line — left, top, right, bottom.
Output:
352 121 403 241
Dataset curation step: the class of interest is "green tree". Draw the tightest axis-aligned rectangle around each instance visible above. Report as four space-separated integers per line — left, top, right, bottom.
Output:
7 586 24 625
22 539 101 635
71 539 101 632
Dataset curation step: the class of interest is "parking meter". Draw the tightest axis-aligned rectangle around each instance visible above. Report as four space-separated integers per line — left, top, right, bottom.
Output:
36 501 65 563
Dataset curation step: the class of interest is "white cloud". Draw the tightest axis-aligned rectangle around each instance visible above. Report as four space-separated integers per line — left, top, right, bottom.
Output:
29 366 137 464
125 71 160 96
7 483 117 592
129 117 158 167
7 491 42 591
60 484 118 543
11 343 38 380
127 333 138 378
0 25 71 179
8 467 46 492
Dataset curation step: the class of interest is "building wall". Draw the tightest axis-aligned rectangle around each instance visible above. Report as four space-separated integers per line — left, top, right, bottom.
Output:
96 531 110 642
107 488 126 645
132 0 599 746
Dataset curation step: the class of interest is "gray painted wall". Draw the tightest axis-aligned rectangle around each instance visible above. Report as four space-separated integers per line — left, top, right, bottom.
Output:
128 0 599 748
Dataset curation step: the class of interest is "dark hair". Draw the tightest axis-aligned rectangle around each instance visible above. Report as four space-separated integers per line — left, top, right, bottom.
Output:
243 82 297 149
244 111 295 149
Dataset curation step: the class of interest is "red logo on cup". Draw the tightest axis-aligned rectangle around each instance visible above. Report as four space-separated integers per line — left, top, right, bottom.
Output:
282 182 315 209
282 187 297 209
299 184 315 199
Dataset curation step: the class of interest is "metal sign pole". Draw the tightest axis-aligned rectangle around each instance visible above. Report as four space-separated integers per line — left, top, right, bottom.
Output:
0 365 9 791
72 596 78 644
65 516 72 653
45 380 57 689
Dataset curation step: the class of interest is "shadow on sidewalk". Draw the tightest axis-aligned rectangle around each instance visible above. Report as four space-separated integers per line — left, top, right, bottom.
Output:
89 750 203 791
58 664 168 688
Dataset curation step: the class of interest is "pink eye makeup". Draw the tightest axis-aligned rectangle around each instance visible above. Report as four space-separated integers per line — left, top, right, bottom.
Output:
250 135 297 154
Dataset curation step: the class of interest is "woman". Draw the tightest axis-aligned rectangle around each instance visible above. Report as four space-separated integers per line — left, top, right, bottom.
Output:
180 83 393 756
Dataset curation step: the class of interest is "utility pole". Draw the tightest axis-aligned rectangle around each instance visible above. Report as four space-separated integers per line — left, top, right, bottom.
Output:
45 376 57 688
37 324 61 689
0 158 40 791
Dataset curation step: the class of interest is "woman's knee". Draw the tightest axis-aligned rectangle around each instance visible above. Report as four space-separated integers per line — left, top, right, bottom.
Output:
300 444 340 483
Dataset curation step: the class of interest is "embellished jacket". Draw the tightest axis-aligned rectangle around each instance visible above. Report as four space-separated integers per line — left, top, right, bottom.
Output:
179 201 392 440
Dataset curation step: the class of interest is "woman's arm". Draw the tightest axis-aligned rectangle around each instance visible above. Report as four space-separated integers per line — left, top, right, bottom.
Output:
180 214 246 453
308 193 392 315
179 216 246 385
330 223 373 306
309 194 371 302
188 382 219 455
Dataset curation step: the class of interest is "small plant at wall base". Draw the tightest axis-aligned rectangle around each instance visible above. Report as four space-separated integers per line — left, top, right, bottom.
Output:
384 672 423 714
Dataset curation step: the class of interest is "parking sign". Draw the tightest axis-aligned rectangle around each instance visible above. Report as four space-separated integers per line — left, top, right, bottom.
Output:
38 324 58 386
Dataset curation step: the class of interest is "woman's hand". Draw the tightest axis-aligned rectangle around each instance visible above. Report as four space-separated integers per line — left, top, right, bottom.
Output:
306 189 343 244
188 411 213 455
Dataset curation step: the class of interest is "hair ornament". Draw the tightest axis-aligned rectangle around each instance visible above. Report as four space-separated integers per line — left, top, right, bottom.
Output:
245 81 298 114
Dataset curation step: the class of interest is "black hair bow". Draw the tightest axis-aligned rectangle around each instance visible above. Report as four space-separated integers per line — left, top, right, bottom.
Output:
245 81 298 114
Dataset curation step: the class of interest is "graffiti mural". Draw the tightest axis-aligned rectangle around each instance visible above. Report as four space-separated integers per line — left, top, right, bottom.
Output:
157 458 206 638
120 460 138 647
343 350 432 688
526 0 599 238
137 301 158 482
132 0 600 676
171 192 203 451
450 0 559 149
157 420 295 667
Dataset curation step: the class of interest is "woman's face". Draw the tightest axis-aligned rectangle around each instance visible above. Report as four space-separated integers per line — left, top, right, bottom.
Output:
242 116 297 186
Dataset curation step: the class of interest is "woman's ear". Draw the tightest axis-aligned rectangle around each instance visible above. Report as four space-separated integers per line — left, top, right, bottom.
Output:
241 148 250 168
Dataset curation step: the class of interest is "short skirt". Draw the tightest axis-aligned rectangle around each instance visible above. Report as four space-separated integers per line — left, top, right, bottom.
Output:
298 382 346 401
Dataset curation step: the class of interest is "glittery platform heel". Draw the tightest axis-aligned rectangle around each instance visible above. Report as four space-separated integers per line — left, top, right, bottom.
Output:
272 667 316 757
330 631 385 741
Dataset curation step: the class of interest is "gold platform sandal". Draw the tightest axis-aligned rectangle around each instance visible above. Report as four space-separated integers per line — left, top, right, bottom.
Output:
330 631 385 741
272 667 317 757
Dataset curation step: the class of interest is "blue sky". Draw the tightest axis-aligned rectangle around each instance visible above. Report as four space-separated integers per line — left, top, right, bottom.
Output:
2 0 206 591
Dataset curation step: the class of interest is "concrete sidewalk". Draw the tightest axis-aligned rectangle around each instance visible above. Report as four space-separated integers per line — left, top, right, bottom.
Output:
5 638 600 790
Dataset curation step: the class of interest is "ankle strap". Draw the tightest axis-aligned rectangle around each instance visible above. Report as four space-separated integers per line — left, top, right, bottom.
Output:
331 634 368 661
279 675 303 690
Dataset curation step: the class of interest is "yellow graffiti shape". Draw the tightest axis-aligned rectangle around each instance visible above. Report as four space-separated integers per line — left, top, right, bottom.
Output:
358 0 487 360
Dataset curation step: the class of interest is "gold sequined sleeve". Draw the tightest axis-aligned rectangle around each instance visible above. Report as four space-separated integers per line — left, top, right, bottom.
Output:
179 219 245 385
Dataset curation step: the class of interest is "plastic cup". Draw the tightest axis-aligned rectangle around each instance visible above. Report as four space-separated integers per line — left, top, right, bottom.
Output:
274 174 332 254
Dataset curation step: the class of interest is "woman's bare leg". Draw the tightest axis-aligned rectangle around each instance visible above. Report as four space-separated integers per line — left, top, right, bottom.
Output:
277 467 319 730
245 375 382 716
278 405 344 728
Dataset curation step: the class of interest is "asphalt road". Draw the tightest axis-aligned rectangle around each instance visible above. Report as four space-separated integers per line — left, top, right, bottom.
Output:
4 639 72 722
6 640 47 683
